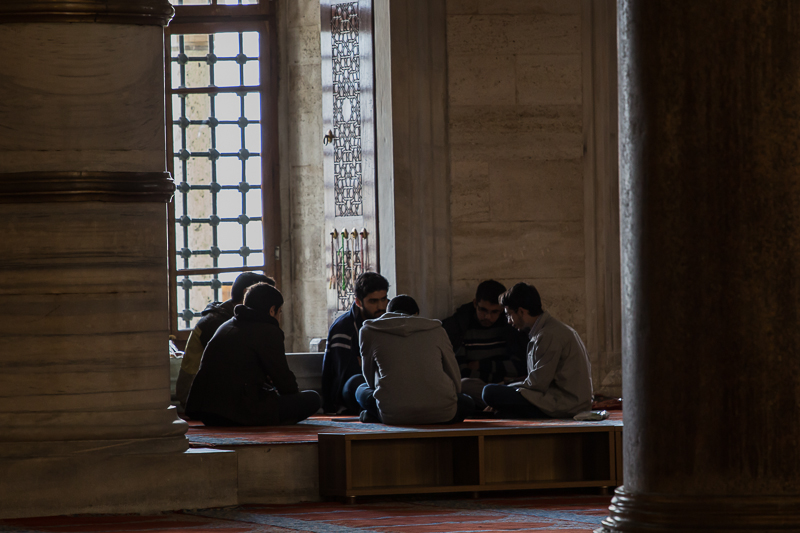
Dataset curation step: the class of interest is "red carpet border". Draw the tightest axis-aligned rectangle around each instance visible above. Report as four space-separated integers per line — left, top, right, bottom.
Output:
1 495 612 532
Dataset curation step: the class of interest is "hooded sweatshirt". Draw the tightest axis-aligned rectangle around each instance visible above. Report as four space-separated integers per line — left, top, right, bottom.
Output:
360 312 461 425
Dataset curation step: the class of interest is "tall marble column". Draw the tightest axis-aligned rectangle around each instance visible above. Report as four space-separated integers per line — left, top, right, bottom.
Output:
0 1 235 518
603 1 800 530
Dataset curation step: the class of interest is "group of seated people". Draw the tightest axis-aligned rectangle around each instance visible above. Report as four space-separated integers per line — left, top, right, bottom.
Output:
178 271 593 427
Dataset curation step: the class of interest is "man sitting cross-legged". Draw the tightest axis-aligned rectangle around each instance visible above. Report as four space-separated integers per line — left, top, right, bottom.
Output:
482 283 593 419
321 272 389 414
185 282 321 426
442 279 528 408
176 272 275 410
355 295 475 425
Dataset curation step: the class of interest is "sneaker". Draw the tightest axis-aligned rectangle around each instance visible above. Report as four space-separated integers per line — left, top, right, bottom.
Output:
359 410 380 423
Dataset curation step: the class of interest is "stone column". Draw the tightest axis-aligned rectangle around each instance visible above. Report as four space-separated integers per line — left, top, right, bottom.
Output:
603 1 800 530
0 1 236 518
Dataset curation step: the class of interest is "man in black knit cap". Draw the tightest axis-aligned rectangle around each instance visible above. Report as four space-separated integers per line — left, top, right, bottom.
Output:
176 272 274 409
186 282 321 425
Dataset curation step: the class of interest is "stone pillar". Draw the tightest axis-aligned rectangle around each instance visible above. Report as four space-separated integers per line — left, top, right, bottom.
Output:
604 1 800 530
0 1 236 518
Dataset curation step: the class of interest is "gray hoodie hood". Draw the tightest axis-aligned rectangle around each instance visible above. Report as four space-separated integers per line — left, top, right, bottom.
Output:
362 312 442 337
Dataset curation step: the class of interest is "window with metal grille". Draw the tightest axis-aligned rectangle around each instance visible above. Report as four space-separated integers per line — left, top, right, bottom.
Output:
166 0 278 336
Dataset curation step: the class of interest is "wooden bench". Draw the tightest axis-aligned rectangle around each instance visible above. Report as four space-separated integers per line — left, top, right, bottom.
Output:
319 424 623 500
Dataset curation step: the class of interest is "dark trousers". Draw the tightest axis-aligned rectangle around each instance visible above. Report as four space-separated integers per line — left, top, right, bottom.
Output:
482 383 548 419
278 390 323 424
342 374 366 414
355 383 476 424
200 390 322 426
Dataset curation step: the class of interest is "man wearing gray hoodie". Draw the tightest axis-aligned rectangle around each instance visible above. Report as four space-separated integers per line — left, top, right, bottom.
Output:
356 295 475 425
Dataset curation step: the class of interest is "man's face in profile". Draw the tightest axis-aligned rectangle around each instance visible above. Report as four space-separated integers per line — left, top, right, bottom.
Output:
474 299 503 327
357 290 389 319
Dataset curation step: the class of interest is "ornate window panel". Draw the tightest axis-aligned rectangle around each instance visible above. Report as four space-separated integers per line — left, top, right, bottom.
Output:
321 0 377 322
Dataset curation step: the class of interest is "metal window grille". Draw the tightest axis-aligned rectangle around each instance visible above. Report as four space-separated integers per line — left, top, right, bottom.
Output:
169 30 266 330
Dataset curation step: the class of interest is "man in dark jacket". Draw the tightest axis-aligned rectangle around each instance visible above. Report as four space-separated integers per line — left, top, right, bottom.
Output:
441 280 528 407
176 273 274 409
185 282 321 426
321 272 389 413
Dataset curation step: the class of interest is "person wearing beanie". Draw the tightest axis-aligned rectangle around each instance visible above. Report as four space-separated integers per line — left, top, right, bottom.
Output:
355 295 475 425
482 282 593 418
185 282 322 426
176 272 275 410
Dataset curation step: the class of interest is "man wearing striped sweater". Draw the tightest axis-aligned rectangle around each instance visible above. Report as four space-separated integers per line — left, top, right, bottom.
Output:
442 280 528 408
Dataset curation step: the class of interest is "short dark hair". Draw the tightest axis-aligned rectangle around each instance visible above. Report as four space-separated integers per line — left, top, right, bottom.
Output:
387 294 419 315
500 282 543 316
355 272 389 301
243 282 284 313
231 272 275 303
475 279 506 304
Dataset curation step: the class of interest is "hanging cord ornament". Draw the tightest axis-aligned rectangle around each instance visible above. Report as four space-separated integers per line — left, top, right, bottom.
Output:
329 229 339 289
360 228 369 271
341 230 348 293
350 228 359 286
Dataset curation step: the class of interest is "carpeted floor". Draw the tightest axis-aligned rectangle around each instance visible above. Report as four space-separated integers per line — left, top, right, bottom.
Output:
187 412 623 447
0 495 612 532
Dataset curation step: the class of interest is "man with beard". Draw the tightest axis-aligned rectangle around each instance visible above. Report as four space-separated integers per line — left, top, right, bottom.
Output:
442 280 528 408
321 272 389 413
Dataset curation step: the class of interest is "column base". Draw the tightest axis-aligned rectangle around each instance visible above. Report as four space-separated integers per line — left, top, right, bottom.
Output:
601 486 800 532
0 448 237 519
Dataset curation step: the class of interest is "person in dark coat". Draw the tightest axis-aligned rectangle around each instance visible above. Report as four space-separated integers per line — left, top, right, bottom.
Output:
321 272 389 413
176 272 275 409
185 282 321 426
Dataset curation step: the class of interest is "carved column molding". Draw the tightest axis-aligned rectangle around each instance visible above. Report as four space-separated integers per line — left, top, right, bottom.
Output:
0 171 174 203
604 1 800 531
0 1 173 25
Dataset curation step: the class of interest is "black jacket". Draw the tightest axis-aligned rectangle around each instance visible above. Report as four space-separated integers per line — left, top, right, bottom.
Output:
185 305 298 425
321 304 364 413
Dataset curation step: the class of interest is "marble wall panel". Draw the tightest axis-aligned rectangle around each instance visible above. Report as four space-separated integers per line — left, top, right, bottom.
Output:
447 14 580 56
0 24 164 173
279 0 327 351
449 105 583 162
489 158 583 221
451 221 584 280
516 54 582 105
448 54 516 106
450 161 490 222
476 0 580 15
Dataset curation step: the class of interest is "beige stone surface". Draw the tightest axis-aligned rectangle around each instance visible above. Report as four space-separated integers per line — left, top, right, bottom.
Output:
447 14 580 56
477 0 581 15
489 158 583 221
279 0 328 350
448 54 516 106
449 104 583 162
0 449 237 519
446 0 478 15
235 444 320 504
0 202 183 440
516 54 582 105
451 221 584 280
0 24 165 173
450 161 490 222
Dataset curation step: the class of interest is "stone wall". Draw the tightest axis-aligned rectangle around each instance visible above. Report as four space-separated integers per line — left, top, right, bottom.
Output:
278 0 327 351
445 1 587 334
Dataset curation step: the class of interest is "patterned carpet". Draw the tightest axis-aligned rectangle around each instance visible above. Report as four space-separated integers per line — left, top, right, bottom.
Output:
0 495 612 532
187 412 623 447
